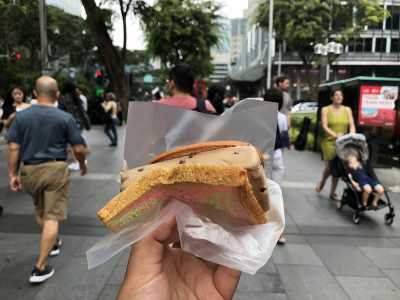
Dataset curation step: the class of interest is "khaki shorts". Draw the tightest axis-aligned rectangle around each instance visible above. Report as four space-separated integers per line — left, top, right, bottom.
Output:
21 161 69 221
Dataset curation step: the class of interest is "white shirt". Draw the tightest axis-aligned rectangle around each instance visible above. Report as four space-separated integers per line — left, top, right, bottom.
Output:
80 95 88 112
277 112 288 133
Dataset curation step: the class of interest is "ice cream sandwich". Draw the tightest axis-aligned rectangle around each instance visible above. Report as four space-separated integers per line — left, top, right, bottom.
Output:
98 141 269 232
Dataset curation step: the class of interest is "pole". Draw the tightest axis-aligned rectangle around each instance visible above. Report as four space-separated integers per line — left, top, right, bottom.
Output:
326 63 330 82
277 43 282 76
266 0 274 89
39 0 48 72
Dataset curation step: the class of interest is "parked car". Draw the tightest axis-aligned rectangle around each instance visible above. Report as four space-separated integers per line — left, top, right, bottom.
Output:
291 102 318 114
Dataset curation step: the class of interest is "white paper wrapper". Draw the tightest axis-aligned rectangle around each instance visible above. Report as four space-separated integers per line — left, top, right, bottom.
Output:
86 100 285 274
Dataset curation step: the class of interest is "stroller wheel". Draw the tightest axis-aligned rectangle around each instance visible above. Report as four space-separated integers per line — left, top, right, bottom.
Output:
353 213 360 225
385 213 394 226
0 205 3 216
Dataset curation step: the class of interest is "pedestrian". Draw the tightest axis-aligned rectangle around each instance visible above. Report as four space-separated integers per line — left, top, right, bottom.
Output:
75 87 88 112
58 82 90 131
264 89 289 245
224 94 236 109
58 81 91 171
101 92 119 147
207 85 226 115
7 76 88 283
157 63 216 114
316 88 356 201
1 86 31 129
274 75 293 116
116 218 240 300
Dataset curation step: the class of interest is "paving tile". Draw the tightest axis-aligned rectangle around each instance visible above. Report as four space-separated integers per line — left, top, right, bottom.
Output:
0 279 40 300
336 276 400 300
280 234 307 244
272 244 323 266
237 273 284 293
383 269 400 289
98 285 121 300
391 239 400 247
312 245 384 277
258 259 278 274
233 292 288 300
277 265 349 300
33 256 119 300
308 235 399 248
359 247 400 269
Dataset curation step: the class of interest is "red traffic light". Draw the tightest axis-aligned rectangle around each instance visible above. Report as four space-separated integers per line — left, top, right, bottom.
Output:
10 51 22 61
95 69 103 78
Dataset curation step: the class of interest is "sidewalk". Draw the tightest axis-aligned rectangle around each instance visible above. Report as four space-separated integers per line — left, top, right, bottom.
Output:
1 127 400 300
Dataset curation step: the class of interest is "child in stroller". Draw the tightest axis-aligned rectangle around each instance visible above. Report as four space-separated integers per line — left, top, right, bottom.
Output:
336 133 395 225
346 152 384 209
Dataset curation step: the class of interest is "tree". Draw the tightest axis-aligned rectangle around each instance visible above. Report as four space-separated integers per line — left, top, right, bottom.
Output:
0 1 94 90
135 0 221 78
256 0 387 67
82 0 138 117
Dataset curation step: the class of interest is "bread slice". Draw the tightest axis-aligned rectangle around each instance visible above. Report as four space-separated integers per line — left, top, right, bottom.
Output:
150 140 250 164
98 144 269 232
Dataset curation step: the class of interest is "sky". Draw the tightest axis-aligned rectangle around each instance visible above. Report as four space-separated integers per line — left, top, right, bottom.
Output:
112 0 249 51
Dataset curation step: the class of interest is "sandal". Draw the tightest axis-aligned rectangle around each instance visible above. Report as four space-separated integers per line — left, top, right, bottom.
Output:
329 193 340 202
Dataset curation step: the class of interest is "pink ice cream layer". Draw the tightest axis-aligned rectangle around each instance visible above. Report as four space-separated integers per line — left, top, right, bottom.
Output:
109 183 252 231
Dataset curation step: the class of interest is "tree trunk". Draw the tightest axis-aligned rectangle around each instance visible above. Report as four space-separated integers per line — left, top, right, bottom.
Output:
81 0 129 120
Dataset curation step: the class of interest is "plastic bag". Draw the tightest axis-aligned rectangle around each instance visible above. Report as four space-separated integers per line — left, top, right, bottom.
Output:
87 100 284 274
87 179 285 275
123 100 277 168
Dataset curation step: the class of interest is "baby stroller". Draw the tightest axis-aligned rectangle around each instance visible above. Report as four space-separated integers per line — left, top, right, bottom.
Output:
335 133 395 225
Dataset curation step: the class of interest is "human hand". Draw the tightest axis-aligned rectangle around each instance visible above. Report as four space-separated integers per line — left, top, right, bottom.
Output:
117 218 241 300
9 175 22 191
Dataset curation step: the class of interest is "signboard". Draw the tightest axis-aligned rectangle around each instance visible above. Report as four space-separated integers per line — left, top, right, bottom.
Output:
358 85 398 127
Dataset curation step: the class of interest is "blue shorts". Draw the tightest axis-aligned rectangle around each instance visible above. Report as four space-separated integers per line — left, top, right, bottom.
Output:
358 177 380 189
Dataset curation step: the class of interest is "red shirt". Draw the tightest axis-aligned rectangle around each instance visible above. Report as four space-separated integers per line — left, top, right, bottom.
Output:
158 95 216 113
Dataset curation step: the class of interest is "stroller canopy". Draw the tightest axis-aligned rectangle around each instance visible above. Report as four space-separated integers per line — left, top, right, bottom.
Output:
336 133 369 162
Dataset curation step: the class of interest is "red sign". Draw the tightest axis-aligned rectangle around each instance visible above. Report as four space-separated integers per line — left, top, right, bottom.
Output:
358 85 398 127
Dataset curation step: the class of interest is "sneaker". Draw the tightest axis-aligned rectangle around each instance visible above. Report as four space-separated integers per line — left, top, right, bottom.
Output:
68 162 80 171
49 238 62 257
29 265 55 283
277 235 286 246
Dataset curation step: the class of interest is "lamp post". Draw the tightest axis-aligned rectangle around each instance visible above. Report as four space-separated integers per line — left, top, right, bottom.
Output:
39 0 48 72
266 0 274 89
314 41 343 82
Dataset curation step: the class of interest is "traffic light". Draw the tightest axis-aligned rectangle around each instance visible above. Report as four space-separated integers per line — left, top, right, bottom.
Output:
10 51 22 62
95 69 104 86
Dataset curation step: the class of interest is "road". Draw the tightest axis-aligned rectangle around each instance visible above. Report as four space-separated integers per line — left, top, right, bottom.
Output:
1 127 400 300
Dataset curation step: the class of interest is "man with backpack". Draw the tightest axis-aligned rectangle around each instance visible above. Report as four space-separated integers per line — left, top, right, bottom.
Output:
158 63 216 114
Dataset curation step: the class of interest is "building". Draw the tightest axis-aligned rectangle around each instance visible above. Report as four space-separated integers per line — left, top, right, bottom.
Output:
229 0 273 98
229 0 400 99
209 18 231 83
230 18 247 66
47 0 82 17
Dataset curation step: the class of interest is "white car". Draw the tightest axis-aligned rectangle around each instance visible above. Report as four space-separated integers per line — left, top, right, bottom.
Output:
291 102 318 113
